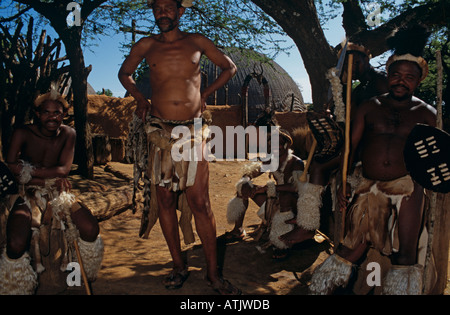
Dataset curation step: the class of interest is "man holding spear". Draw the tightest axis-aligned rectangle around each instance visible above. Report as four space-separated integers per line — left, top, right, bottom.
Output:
309 25 437 295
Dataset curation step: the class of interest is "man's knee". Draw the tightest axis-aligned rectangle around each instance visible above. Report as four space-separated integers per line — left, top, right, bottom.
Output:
188 195 211 215
78 221 100 242
7 235 30 259
71 204 100 242
6 205 32 258
156 187 177 210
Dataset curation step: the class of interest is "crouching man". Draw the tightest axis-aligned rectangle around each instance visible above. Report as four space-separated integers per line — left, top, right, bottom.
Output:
0 89 103 294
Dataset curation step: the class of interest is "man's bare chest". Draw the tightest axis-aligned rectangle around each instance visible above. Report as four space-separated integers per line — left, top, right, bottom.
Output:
367 107 418 136
145 43 202 71
22 135 65 166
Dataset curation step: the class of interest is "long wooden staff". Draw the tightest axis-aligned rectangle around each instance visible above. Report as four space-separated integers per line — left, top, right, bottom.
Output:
340 53 353 242
423 50 443 293
63 203 92 295
73 240 92 295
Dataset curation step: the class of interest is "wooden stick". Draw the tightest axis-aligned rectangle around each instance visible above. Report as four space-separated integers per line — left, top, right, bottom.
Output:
73 240 92 295
342 54 353 196
423 50 443 293
63 202 92 295
340 54 353 242
299 138 317 182
436 51 443 130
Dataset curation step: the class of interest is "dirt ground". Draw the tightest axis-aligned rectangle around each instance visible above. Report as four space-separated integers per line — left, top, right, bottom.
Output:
77 161 330 296
46 160 447 296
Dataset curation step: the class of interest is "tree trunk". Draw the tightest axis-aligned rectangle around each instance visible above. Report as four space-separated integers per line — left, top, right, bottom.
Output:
251 0 450 110
251 0 337 109
62 29 94 179
12 0 96 179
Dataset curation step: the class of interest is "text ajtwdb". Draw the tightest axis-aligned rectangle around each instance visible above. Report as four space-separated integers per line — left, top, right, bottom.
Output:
180 299 270 312
171 119 280 172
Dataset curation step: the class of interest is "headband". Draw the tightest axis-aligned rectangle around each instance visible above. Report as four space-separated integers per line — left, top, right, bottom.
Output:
147 0 193 8
386 53 429 81
34 85 69 110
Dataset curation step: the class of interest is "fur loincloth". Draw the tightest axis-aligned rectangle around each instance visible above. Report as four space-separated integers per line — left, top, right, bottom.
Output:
343 175 415 255
131 112 212 243
3 182 103 283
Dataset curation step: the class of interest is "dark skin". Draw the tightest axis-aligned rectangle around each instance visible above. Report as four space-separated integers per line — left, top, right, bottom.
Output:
229 137 305 241
338 60 436 265
310 51 389 186
283 51 389 246
118 0 237 290
6 100 99 259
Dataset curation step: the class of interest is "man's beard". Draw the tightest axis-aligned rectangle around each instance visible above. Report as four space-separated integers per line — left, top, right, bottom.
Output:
156 17 177 32
389 84 413 101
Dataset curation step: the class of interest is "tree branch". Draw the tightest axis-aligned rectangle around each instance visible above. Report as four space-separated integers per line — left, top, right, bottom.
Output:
0 5 32 23
348 1 450 58
341 0 367 36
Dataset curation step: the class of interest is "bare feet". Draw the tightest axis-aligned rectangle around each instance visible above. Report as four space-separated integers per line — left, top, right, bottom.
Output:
279 225 315 247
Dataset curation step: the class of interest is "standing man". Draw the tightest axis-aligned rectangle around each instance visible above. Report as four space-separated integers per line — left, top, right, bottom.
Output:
118 0 240 294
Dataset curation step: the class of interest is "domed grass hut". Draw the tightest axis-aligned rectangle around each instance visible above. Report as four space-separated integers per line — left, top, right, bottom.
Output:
133 47 305 125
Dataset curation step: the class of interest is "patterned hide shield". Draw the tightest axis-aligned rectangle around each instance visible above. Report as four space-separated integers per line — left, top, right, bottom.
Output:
404 124 450 193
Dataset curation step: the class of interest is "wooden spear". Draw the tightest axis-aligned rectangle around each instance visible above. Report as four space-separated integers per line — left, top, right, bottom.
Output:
341 53 354 242
73 240 92 295
63 203 92 295
423 50 443 293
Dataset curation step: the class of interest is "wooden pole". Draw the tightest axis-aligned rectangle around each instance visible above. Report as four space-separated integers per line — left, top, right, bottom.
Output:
299 138 317 182
63 201 92 295
341 53 353 242
436 51 443 130
423 50 443 293
73 240 92 295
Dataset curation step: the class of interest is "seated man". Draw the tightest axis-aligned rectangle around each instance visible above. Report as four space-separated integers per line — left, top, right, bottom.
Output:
309 27 436 295
226 128 315 258
280 44 389 247
0 88 103 295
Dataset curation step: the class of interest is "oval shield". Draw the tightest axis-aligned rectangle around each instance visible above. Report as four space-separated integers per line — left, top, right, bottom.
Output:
404 124 450 193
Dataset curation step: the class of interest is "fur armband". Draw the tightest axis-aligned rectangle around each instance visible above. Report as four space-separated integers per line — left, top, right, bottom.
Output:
382 264 423 295
241 161 262 178
309 254 353 295
19 160 34 184
346 163 363 189
266 180 276 198
326 68 345 123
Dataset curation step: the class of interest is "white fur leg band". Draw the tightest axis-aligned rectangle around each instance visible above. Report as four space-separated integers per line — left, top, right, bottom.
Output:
382 264 423 295
77 236 104 281
309 254 353 295
226 197 246 224
269 210 294 249
0 249 38 295
296 181 324 231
